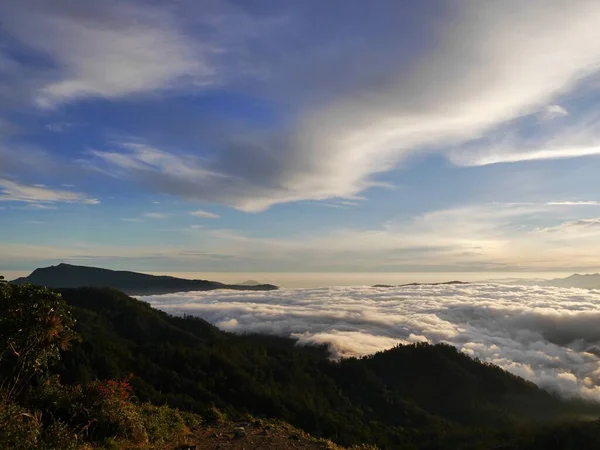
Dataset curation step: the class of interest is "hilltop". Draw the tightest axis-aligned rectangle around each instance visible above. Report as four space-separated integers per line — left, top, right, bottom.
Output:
11 263 278 295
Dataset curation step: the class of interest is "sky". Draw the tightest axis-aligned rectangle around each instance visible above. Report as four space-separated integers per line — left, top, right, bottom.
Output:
3 0 600 281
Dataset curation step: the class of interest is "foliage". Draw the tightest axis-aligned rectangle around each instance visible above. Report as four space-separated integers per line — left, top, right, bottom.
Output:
3 280 600 449
53 286 600 449
0 279 195 449
138 403 186 443
0 281 78 400
0 396 43 450
202 405 228 425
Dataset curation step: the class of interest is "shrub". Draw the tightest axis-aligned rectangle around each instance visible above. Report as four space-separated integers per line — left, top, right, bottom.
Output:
139 403 186 443
30 376 194 446
180 410 204 431
0 398 42 450
78 379 148 444
0 282 77 401
39 421 82 450
202 405 227 425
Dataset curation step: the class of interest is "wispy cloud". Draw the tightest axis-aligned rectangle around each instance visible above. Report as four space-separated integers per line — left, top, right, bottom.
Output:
546 201 600 206
538 218 600 233
46 122 73 132
0 0 215 107
75 1 600 210
543 104 569 119
114 202 600 272
15 203 58 210
0 179 98 205
454 145 600 167
143 212 168 219
3 201 600 272
190 209 219 219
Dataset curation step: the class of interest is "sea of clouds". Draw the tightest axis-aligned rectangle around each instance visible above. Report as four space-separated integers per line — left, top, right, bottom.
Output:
141 284 600 401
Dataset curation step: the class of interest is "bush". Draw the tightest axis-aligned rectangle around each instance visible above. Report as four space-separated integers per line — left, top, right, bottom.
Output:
77 379 147 444
0 282 77 401
34 377 147 444
139 403 186 443
0 279 197 449
0 398 42 450
39 421 82 450
202 405 227 425
180 410 204 431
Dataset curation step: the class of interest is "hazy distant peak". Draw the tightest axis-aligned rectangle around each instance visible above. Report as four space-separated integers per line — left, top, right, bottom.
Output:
540 273 600 289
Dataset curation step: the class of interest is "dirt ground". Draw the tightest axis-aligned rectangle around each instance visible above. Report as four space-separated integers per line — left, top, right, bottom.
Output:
167 420 341 450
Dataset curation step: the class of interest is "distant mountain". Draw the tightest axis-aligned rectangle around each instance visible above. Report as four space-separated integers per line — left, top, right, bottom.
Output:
12 263 278 295
373 280 469 288
541 273 600 289
237 279 263 286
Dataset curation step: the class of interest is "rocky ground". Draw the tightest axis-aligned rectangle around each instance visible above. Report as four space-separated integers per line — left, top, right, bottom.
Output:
163 419 374 450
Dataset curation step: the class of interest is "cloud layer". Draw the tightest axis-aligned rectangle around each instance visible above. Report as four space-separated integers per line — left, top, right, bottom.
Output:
0 179 98 205
0 0 213 107
4 1 600 212
78 0 600 210
144 283 600 401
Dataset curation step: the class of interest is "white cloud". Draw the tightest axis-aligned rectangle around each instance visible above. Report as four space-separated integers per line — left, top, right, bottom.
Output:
90 143 219 180
0 179 98 205
544 104 569 118
0 0 214 107
78 1 600 210
546 201 600 206
259 0 600 206
454 145 600 167
178 202 600 272
538 218 600 233
4 201 600 272
190 209 220 219
144 283 600 401
143 212 168 219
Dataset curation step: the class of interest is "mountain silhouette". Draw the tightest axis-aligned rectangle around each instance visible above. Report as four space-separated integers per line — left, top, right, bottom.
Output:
12 263 278 295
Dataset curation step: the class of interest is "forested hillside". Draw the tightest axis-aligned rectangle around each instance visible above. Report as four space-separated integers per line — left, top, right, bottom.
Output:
4 280 600 449
55 286 600 449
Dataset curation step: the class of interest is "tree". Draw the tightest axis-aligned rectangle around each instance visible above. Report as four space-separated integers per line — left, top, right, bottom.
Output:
0 280 78 400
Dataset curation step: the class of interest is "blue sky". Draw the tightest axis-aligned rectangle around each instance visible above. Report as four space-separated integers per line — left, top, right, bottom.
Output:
3 0 600 279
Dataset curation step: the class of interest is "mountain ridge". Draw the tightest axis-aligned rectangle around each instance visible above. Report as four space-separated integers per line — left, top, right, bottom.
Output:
538 273 600 289
12 263 278 295
373 280 469 288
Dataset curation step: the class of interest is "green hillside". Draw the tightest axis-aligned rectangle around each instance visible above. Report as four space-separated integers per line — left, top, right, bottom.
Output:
3 279 600 449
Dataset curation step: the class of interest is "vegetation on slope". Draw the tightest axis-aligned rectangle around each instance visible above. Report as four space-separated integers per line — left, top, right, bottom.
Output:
4 278 600 449
0 277 362 450
53 286 600 448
